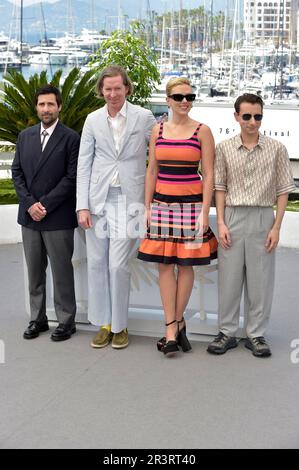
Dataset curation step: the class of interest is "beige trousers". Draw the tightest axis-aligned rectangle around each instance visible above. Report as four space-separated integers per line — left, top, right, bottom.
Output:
218 206 275 338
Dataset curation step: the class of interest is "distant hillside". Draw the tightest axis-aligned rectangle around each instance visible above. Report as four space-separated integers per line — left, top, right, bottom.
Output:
0 0 230 39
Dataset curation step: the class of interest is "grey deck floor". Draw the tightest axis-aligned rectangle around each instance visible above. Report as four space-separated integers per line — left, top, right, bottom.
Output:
0 243 299 449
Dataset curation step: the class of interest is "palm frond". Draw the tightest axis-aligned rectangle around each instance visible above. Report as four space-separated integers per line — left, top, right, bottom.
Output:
61 67 80 107
49 69 63 88
0 68 102 141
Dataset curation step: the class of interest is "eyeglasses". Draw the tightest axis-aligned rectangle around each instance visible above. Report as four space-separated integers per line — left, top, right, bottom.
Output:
240 113 263 121
168 93 196 102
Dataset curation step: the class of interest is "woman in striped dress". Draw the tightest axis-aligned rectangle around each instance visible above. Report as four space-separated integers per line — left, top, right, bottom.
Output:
138 77 218 355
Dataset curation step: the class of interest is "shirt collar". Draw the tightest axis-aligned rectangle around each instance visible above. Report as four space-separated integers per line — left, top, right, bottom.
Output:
40 119 59 137
234 132 265 150
106 101 127 120
257 133 266 147
234 134 243 149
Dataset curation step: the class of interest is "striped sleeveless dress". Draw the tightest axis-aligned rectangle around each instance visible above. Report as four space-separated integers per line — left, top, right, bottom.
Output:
138 121 218 265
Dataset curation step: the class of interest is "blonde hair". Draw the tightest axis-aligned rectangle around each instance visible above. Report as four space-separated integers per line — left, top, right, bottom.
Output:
96 65 134 97
166 77 192 96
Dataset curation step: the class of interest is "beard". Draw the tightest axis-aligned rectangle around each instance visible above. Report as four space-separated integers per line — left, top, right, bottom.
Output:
39 113 59 128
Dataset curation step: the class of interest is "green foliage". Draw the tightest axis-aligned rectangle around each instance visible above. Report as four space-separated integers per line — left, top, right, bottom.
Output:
0 145 15 153
90 28 160 107
285 200 299 212
0 67 102 144
0 179 18 205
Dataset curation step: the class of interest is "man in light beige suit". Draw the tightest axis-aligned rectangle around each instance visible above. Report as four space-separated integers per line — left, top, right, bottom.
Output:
77 65 156 349
207 93 295 358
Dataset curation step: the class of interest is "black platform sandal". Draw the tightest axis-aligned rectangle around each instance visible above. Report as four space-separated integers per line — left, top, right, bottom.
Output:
157 336 166 351
177 318 192 352
161 320 179 356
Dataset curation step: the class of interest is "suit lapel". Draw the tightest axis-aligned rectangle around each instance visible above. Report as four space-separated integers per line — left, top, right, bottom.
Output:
119 103 138 156
33 121 64 178
32 124 43 164
97 105 117 157
25 125 43 188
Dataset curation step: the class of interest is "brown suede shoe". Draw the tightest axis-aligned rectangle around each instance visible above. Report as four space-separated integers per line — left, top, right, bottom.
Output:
112 328 129 349
90 327 113 349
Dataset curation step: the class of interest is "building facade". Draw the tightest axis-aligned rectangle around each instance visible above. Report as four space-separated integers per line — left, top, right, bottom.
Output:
244 0 299 46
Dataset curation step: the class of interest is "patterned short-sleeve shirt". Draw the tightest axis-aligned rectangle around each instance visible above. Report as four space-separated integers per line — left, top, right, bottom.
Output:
214 133 296 206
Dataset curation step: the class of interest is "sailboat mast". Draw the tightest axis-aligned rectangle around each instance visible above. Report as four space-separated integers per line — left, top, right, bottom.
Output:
228 0 238 98
279 0 285 99
219 2 228 81
179 0 183 59
161 15 165 68
118 0 123 31
20 0 23 72
90 0 95 32
209 0 213 83
40 1 48 45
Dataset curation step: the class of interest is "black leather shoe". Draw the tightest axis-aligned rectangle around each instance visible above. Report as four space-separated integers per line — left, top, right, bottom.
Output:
50 324 76 342
23 321 49 340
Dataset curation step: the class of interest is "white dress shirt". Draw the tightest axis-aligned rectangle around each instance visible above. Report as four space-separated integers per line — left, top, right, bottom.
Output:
40 119 59 151
106 101 127 187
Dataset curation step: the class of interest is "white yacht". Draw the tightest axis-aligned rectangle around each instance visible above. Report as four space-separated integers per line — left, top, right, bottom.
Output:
71 29 109 52
0 51 21 70
50 35 89 65
28 45 68 65
0 32 9 52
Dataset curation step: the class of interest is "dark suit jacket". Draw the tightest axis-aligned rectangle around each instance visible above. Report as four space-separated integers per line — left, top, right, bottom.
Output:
12 121 80 231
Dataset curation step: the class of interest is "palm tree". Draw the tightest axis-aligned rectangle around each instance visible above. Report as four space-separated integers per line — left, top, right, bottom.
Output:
0 67 102 144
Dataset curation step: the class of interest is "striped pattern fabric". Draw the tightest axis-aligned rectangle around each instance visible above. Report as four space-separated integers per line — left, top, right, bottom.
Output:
215 134 296 206
138 122 218 266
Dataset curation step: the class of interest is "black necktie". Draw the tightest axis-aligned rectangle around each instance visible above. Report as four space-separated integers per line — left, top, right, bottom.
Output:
41 130 48 151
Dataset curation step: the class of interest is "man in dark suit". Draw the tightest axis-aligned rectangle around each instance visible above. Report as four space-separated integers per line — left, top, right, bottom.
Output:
12 84 80 341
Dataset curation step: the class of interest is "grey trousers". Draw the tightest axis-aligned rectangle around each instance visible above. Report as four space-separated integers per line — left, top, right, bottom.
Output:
86 187 138 333
22 227 76 326
218 206 275 338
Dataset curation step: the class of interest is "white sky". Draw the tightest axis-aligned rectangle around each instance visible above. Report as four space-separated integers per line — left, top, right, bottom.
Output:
8 0 59 6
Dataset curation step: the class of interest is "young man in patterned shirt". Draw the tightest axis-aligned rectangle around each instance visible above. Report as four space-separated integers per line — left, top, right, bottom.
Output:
207 93 296 358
